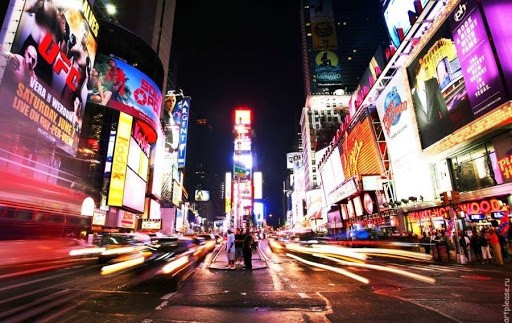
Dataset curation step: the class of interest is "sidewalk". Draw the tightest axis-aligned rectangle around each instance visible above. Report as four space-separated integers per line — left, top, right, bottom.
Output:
209 240 268 270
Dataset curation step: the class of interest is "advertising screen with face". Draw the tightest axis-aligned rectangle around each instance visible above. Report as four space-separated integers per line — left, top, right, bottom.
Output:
0 1 98 156
407 22 474 149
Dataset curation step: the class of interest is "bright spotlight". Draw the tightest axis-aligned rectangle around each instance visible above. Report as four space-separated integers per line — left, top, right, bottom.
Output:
106 4 117 15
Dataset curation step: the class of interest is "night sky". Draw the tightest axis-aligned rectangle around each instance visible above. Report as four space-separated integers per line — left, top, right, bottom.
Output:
172 1 305 225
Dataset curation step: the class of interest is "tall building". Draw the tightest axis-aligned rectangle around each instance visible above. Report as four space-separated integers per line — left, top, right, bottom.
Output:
292 0 388 227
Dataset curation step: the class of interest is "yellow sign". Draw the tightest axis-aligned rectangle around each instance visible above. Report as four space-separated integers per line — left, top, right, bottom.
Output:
108 113 133 206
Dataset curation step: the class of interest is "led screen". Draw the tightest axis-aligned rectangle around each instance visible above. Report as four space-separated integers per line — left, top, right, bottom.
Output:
384 0 429 48
195 190 210 202
89 54 162 143
407 22 474 149
122 166 145 212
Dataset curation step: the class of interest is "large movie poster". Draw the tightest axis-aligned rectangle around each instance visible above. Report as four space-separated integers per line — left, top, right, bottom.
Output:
0 0 98 156
407 22 474 149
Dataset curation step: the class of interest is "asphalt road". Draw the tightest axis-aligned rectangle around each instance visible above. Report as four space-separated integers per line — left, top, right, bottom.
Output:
0 240 508 322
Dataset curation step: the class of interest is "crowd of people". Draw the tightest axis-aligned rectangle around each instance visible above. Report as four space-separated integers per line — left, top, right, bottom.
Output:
225 228 259 270
419 226 506 266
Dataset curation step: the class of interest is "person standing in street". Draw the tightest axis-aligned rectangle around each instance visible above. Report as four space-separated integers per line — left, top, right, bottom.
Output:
489 228 504 266
243 228 254 270
225 229 235 269
234 228 244 266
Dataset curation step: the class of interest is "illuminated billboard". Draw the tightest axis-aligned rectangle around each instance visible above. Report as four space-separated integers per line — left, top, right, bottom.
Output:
90 54 162 143
253 172 263 200
235 138 251 152
309 0 338 50
384 0 429 49
482 0 512 94
195 190 210 202
339 116 384 179
107 112 149 213
407 22 474 149
108 113 132 207
375 70 434 201
225 172 232 213
0 0 98 156
314 50 342 85
234 109 252 125
286 152 302 169
449 0 507 116
176 98 190 168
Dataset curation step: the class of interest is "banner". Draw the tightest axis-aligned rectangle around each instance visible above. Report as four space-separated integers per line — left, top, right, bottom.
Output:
407 22 474 149
314 50 342 85
449 0 507 117
383 0 429 48
90 54 162 143
0 0 98 156
177 97 190 168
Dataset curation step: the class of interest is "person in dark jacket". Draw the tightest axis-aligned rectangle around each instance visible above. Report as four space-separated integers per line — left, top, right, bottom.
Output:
470 230 482 264
242 228 254 270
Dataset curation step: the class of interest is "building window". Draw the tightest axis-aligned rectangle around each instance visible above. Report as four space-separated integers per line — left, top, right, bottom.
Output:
450 142 500 192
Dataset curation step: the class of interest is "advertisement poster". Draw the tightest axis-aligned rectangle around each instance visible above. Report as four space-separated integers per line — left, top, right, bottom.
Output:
90 54 162 143
375 71 434 201
314 50 342 85
339 116 384 179
177 97 190 168
481 0 512 97
449 0 507 117
407 22 474 149
309 0 338 50
384 0 429 49
0 0 98 156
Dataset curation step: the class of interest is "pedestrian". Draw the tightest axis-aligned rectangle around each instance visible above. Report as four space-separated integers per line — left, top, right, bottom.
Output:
458 232 471 264
420 232 431 255
234 228 244 266
243 228 254 270
225 229 235 269
489 228 504 265
479 229 492 264
470 230 482 264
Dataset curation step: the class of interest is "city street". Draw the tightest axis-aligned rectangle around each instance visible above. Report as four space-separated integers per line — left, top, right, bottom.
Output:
0 240 508 322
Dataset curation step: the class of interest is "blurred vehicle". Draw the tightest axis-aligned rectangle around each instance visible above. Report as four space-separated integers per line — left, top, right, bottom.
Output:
0 203 91 240
97 232 152 264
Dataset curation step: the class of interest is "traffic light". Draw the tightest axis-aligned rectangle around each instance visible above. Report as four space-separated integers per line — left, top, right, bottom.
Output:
440 192 449 205
451 191 460 202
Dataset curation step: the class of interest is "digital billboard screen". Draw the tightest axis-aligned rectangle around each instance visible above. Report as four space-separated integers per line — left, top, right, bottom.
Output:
482 0 512 95
340 116 384 179
0 0 98 156
449 0 507 117
407 22 474 149
89 54 162 143
384 0 429 49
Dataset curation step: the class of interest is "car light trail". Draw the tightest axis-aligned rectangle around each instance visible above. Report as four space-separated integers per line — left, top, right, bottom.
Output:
313 254 436 284
100 256 145 275
286 253 370 284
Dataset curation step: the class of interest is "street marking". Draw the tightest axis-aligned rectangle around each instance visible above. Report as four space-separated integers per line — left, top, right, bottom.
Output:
160 292 176 300
298 292 310 298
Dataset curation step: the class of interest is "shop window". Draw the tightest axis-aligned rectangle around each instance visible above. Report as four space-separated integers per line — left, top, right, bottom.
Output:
451 142 498 192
